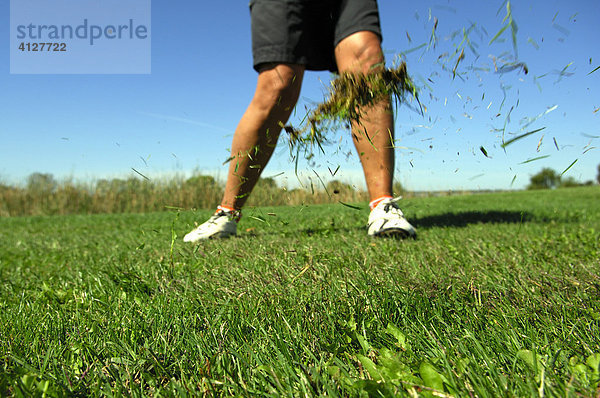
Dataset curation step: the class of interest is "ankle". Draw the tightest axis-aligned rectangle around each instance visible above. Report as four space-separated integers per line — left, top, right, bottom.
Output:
217 205 242 222
369 195 393 211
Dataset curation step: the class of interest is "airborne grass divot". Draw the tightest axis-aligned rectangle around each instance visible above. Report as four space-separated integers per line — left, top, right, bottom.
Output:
287 62 419 158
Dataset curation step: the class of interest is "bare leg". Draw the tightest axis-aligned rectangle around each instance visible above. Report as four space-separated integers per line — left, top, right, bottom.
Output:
221 64 304 209
334 31 394 202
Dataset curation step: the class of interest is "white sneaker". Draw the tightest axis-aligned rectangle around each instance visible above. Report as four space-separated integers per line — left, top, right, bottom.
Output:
183 207 240 242
367 197 417 238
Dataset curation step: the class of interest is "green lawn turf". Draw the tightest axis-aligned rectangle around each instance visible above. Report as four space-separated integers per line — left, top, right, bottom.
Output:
1 187 599 396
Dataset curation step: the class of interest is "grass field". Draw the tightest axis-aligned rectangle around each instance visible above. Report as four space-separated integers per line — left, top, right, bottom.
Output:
1 187 599 396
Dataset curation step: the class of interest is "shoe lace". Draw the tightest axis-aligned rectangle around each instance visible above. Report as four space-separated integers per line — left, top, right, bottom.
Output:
383 196 405 215
207 212 224 224
214 208 242 222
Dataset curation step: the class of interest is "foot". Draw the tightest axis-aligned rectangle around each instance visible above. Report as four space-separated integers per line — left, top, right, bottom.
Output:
183 207 240 242
367 197 416 238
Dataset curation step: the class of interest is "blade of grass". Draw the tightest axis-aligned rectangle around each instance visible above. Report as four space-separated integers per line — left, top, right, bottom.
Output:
501 127 546 148
338 201 362 211
561 159 578 175
131 168 149 181
519 155 550 164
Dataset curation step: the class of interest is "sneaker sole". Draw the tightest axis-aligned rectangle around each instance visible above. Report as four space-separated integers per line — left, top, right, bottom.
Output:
184 231 236 243
372 228 416 239
208 231 236 240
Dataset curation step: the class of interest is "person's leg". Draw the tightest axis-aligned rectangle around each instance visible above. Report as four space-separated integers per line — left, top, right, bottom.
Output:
334 31 394 204
183 63 304 242
221 63 305 210
334 31 416 238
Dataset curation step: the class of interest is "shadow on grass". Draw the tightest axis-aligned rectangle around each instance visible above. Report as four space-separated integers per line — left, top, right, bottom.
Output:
240 210 547 238
246 226 363 238
414 210 532 230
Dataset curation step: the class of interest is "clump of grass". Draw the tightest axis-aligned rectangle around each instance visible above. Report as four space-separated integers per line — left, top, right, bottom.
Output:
287 62 419 152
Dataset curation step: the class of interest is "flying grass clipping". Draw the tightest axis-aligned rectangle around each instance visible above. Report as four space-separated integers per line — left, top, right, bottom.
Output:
283 0 596 185
286 62 419 155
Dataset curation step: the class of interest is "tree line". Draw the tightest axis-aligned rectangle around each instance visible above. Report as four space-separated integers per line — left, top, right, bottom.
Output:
527 165 599 190
0 173 370 217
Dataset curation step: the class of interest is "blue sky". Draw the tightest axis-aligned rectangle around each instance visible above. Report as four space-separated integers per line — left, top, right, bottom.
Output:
1 0 599 191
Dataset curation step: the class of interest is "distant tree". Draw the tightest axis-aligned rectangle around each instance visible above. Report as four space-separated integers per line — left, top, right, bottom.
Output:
527 168 561 190
559 176 581 188
26 172 57 193
597 164 600 184
0 183 12 200
95 178 145 194
109 178 128 193
393 181 406 195
255 177 278 190
327 180 353 194
95 179 113 194
184 174 218 189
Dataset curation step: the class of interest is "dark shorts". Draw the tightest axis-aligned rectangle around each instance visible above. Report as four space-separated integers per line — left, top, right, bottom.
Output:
249 0 383 72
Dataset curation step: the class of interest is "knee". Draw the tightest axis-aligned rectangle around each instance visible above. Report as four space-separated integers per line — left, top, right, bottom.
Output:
336 32 384 75
355 43 384 74
253 64 303 112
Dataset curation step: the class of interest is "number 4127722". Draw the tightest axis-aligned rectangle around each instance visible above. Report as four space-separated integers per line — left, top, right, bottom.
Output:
18 43 67 52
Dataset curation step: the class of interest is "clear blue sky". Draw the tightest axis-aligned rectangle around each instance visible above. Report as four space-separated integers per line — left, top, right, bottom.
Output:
1 0 599 191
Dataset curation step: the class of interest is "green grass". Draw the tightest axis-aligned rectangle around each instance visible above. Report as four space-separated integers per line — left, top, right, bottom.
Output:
1 187 599 396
